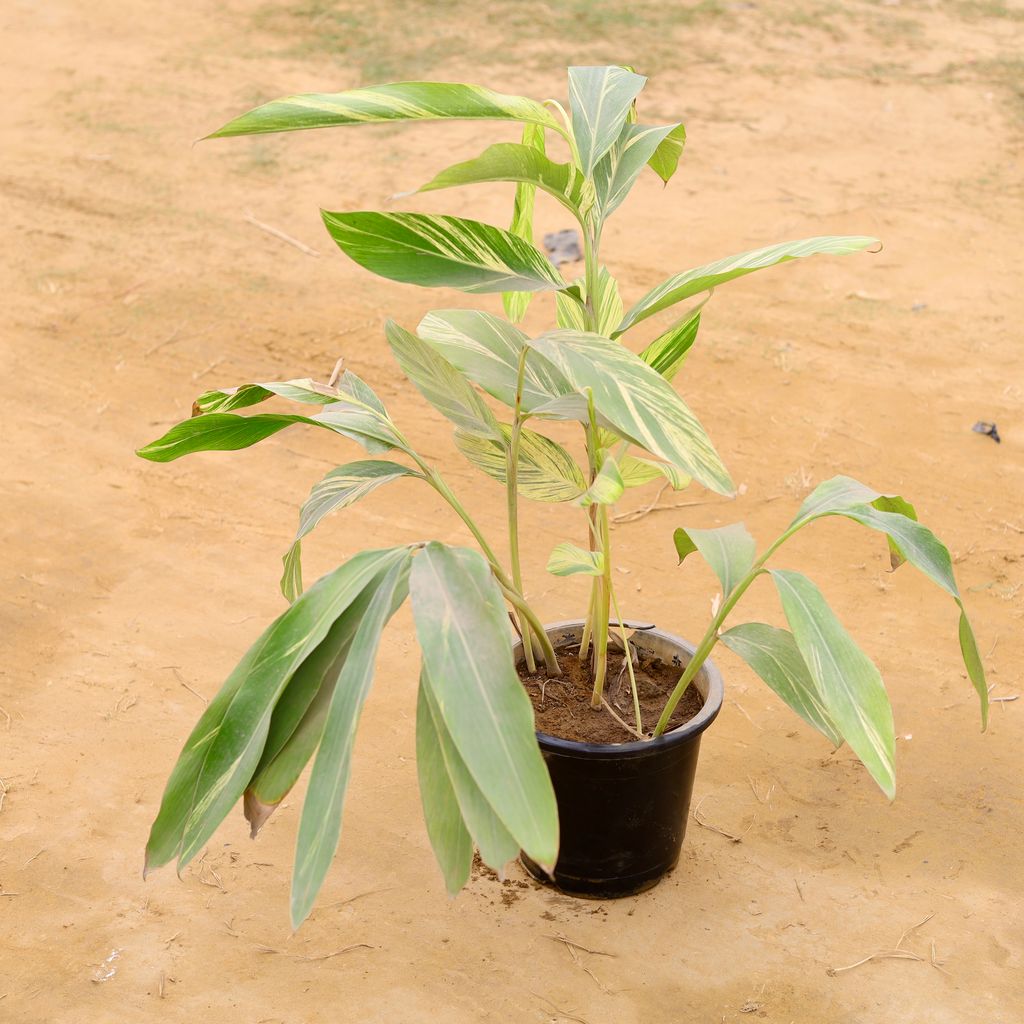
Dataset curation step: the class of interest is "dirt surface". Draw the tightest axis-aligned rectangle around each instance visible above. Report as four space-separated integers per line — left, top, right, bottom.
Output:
3 1 1023 1021
523 649 706 744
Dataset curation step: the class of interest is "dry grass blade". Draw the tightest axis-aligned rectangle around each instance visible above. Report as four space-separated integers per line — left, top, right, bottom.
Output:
692 795 753 843
244 212 321 257
545 932 616 958
255 942 374 961
827 913 950 977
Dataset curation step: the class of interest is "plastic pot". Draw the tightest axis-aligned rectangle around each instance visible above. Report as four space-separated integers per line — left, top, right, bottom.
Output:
517 620 724 898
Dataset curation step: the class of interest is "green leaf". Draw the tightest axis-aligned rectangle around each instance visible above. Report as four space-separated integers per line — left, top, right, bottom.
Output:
593 122 681 217
193 379 343 415
639 309 701 381
504 123 546 324
577 454 624 507
770 569 895 798
243 579 387 834
415 677 473 895
647 123 687 183
208 81 559 138
321 211 566 294
555 266 623 336
674 522 756 598
568 66 647 176
409 544 558 869
614 235 880 336
385 320 501 438
788 475 988 727
417 309 572 411
619 455 691 491
144 546 411 874
527 330 734 495
281 460 422 600
720 622 842 747
138 375 403 463
420 671 520 872
547 542 604 577
291 554 412 926
453 424 585 502
412 142 593 219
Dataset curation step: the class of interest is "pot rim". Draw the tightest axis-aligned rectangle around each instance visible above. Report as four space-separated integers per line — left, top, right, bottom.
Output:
518 618 725 759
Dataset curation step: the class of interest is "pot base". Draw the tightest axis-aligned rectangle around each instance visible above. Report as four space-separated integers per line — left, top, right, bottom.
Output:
520 852 675 899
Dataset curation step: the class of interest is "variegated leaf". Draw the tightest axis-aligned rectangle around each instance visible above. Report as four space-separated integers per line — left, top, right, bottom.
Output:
614 235 880 336
194 379 343 415
527 330 734 495
555 266 623 336
647 123 687 183
619 455 691 491
281 461 422 601
503 123 545 324
577 454 624 507
547 542 604 577
385 320 501 438
208 82 559 138
674 522 757 598
770 570 895 798
568 66 647 175
453 424 585 502
322 211 566 294
639 309 701 381
412 142 593 219
720 622 842 747
593 122 682 217
787 475 988 727
409 544 558 869
292 554 412 925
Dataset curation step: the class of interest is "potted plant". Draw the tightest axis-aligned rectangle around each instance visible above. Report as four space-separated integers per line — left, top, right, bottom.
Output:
138 66 987 925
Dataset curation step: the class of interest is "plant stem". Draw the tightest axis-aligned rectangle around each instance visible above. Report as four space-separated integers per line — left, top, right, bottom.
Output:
608 571 643 735
499 581 561 676
652 528 799 736
590 503 612 708
507 347 535 672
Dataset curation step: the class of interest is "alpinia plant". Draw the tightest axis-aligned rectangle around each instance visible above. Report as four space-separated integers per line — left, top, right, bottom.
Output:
139 66 987 926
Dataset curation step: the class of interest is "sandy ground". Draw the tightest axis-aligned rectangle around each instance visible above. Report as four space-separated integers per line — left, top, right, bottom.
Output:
3 0 1023 1021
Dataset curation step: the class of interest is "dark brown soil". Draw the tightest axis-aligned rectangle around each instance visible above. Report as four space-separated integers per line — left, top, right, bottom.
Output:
520 647 705 745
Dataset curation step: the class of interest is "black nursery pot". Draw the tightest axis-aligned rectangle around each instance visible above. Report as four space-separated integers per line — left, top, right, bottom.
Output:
517 620 724 899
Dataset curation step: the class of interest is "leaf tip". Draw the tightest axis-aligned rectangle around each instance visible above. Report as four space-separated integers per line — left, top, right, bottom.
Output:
243 790 278 839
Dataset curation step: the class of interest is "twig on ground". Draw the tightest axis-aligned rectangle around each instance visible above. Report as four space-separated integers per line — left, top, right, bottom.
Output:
192 357 225 382
313 888 394 913
0 777 7 814
692 795 753 843
748 776 775 805
545 933 616 958
255 942 374 961
164 666 207 704
244 212 320 257
827 913 949 977
530 992 591 1024
0 706 11 729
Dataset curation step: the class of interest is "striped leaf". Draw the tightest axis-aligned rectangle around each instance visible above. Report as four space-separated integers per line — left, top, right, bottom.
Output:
417 309 572 411
674 522 757 598
568 66 647 176
243 579 385 835
594 122 682 217
416 677 473 894
281 460 422 601
614 236 880 336
639 309 701 381
194 379 343 415
787 475 988 727
208 82 559 138
409 544 558 869
720 622 842 747
527 330 734 495
413 142 593 219
503 124 545 324
619 455 691 491
292 554 412 926
577 454 624 507
771 570 895 798
454 424 585 502
555 266 623 337
385 320 500 438
547 542 604 577
321 211 566 294
144 546 411 874
420 671 520 872
647 123 687 183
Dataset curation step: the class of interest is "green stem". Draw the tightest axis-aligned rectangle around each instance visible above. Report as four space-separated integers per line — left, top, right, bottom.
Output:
608 568 643 734
500 581 561 676
590 503 612 709
653 528 799 736
507 347 535 672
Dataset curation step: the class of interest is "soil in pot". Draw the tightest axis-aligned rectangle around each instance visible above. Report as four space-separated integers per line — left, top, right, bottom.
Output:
520 648 705 744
